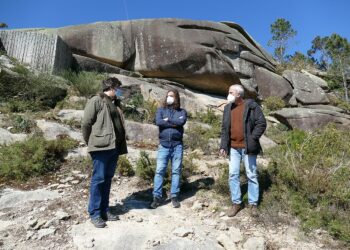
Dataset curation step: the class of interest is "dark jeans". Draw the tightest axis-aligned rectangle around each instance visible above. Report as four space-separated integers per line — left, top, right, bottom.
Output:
88 148 119 219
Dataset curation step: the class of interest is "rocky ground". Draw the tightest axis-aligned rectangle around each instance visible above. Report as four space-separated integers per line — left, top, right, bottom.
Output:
0 148 344 250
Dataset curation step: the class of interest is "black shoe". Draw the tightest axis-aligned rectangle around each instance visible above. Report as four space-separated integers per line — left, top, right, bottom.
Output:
101 211 119 221
150 197 161 209
171 197 180 208
91 217 107 228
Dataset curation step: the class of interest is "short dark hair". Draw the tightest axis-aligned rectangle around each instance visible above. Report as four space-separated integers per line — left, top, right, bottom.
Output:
102 77 122 92
163 89 181 109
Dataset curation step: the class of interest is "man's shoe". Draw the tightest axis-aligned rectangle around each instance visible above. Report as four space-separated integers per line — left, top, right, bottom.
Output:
150 197 161 209
90 217 107 228
171 197 180 208
248 204 259 217
101 211 119 221
227 204 241 217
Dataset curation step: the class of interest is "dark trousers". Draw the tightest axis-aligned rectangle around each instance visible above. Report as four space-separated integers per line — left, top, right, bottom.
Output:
88 148 119 219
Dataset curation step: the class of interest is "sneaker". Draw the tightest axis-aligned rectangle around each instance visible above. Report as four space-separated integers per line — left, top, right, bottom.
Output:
150 197 161 209
171 197 180 208
227 204 241 217
90 217 107 228
101 211 119 221
248 204 258 217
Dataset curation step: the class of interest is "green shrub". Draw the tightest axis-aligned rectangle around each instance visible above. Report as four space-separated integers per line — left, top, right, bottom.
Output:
135 151 197 193
59 70 105 97
8 115 36 133
263 125 350 242
123 92 158 124
117 156 135 177
213 163 230 196
0 135 78 181
263 96 286 112
135 151 156 183
328 94 350 114
184 124 220 154
0 71 67 112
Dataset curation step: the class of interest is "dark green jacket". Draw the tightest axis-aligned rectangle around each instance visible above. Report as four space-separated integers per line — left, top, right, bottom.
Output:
81 94 128 154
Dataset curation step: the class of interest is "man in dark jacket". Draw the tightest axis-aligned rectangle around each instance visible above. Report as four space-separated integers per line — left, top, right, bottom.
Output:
82 77 128 228
150 89 187 209
219 84 266 217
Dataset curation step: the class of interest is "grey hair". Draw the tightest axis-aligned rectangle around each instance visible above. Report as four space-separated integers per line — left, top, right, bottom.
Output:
229 84 244 97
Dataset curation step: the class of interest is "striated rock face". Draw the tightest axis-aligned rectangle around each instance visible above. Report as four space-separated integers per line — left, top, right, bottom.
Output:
35 18 276 95
0 30 72 74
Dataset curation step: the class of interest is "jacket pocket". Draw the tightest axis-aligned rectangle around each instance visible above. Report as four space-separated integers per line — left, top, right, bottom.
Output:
247 137 259 154
91 133 112 148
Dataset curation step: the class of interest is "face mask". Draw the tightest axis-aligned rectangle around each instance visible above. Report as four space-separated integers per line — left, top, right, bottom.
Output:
115 88 123 98
166 96 174 105
227 94 236 103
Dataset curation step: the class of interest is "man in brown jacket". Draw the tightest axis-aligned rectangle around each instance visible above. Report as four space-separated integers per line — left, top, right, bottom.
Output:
82 77 127 228
219 84 266 217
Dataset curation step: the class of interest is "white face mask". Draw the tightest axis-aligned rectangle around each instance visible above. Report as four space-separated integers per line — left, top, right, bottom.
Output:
166 96 174 105
227 94 236 103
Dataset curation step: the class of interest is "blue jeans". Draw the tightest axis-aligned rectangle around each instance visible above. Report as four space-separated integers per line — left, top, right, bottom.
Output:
88 148 119 219
229 148 259 205
153 144 183 199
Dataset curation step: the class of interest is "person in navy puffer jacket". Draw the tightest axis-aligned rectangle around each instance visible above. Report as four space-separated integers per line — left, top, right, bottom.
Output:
150 89 187 209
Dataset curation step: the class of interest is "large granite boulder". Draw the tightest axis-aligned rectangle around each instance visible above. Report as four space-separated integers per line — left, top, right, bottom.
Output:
271 107 350 131
254 66 293 102
111 74 226 113
0 30 72 74
34 19 276 95
282 70 329 105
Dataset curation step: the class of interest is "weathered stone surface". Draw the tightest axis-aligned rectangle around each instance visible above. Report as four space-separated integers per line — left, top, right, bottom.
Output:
73 54 140 77
0 55 15 68
0 188 60 210
112 74 226 113
125 120 159 144
282 70 329 105
0 128 27 145
57 109 84 122
243 237 265 250
271 108 350 130
36 119 83 141
254 66 293 102
35 19 275 95
0 30 72 74
260 135 277 150
301 70 328 89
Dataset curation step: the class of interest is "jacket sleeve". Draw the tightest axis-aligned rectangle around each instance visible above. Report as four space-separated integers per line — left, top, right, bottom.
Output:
251 105 267 140
155 108 173 128
81 97 100 144
220 105 230 152
169 109 187 127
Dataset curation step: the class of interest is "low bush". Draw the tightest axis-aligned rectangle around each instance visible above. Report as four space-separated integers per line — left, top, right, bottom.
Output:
184 124 220 155
262 125 350 242
0 71 67 112
59 70 105 97
117 156 135 177
0 135 78 181
135 151 198 193
123 92 158 124
263 96 286 113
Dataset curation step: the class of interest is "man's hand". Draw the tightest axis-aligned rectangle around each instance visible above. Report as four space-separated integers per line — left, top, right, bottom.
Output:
219 149 227 157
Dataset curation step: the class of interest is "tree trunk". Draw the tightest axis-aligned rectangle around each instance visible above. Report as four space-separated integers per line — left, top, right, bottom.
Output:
340 58 349 103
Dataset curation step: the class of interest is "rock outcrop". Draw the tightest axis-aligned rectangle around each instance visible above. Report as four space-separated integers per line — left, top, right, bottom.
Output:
0 30 72 74
34 18 276 95
271 107 350 130
282 70 329 105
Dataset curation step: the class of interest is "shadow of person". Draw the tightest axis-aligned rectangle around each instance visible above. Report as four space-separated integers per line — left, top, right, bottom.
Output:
111 177 215 214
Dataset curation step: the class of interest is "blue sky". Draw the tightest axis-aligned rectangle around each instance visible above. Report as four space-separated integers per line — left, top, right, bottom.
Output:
1 0 350 56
